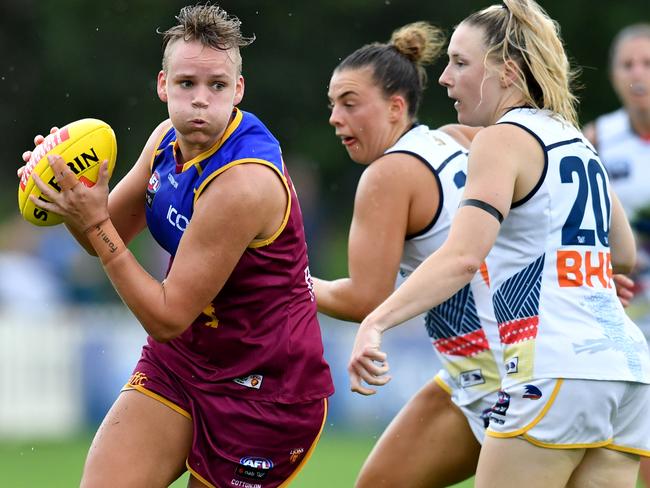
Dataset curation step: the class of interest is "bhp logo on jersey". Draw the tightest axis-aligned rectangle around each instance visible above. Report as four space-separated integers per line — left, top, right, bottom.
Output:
557 250 613 289
522 384 542 400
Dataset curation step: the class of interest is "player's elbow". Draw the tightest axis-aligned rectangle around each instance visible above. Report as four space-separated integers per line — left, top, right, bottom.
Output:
146 316 189 343
457 253 483 282
148 327 183 343
349 289 395 323
324 300 379 324
610 243 636 275
346 302 376 324
611 255 635 275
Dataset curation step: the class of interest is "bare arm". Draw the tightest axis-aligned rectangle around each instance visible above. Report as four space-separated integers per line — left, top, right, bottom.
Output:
609 189 636 274
67 120 172 254
22 120 171 254
438 124 482 149
313 153 434 323
33 158 287 342
348 125 533 394
357 127 519 334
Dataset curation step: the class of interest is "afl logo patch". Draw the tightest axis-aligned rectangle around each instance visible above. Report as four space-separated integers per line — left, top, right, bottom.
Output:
146 170 161 207
235 456 274 481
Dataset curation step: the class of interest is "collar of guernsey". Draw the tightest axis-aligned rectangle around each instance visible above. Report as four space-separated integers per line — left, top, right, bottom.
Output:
145 108 291 255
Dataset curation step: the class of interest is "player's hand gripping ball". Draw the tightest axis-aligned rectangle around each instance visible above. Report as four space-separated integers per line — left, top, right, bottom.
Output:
18 118 117 226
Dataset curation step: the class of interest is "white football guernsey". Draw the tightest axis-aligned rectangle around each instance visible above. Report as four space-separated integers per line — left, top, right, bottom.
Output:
595 108 650 218
488 108 650 388
390 125 503 405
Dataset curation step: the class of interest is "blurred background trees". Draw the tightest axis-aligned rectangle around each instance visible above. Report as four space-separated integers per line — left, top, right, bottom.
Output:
1 0 647 280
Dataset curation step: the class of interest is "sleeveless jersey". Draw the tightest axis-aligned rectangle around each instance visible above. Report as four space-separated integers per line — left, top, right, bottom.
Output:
488 108 650 388
142 108 334 403
391 125 503 405
595 108 650 219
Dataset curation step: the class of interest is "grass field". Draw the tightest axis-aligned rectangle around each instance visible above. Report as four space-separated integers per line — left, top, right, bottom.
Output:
0 430 473 487
0 431 645 487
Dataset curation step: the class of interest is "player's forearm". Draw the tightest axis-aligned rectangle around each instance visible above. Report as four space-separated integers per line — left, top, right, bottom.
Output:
313 277 383 323
65 222 97 256
85 219 188 341
609 191 636 274
64 202 143 257
365 248 479 334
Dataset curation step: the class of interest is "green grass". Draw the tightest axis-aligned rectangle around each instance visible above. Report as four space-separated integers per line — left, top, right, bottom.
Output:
0 432 644 487
289 430 473 488
0 431 472 487
0 436 90 487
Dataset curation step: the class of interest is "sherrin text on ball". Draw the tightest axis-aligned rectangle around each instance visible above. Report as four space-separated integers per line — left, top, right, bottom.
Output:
18 118 117 226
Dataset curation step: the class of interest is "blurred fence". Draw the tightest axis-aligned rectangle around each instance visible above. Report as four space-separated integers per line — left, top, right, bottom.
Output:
0 306 439 439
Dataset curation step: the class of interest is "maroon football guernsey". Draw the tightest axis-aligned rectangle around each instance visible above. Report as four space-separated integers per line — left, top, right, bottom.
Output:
139 112 333 403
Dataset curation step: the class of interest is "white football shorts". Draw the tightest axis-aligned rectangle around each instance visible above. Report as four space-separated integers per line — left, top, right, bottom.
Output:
435 369 499 444
486 378 650 456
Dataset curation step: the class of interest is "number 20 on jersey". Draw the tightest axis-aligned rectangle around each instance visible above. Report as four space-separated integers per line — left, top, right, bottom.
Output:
556 156 613 289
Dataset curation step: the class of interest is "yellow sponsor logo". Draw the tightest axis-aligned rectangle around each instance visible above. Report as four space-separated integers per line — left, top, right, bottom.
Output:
128 371 148 387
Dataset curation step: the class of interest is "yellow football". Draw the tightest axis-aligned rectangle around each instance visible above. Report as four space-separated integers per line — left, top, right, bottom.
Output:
18 118 117 226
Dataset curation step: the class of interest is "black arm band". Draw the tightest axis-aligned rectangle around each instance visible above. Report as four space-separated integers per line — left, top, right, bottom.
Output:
459 198 504 224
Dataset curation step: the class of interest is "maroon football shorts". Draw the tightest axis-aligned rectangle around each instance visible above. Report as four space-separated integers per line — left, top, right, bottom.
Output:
123 356 328 488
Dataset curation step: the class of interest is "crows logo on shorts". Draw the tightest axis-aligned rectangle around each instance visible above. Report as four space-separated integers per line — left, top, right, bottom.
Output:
522 384 542 400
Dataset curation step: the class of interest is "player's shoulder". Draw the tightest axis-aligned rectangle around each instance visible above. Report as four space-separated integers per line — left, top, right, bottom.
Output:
473 123 532 147
146 119 174 153
438 124 482 149
470 123 543 174
369 150 427 178
358 151 433 205
151 119 173 140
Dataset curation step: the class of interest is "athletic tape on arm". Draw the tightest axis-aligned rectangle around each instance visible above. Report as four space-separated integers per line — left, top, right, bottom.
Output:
459 198 503 223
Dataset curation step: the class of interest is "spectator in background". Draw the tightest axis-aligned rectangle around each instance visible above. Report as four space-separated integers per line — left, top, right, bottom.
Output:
0 216 65 311
582 22 650 488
